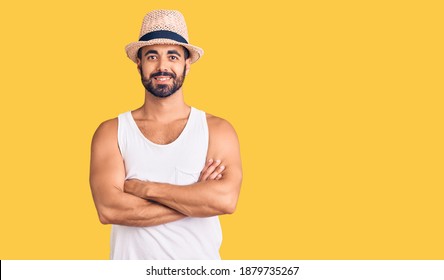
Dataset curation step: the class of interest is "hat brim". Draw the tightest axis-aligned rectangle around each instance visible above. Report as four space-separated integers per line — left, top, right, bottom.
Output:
125 39 203 64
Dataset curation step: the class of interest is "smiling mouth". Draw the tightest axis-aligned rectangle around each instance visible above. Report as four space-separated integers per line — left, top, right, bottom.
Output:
154 76 172 81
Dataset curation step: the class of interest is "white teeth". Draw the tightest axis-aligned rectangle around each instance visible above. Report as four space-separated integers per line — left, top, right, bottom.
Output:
155 77 171 81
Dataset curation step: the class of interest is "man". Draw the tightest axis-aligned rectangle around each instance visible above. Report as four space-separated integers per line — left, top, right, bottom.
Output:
89 10 242 260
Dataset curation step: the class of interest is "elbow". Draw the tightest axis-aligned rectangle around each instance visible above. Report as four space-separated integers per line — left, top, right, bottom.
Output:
97 208 114 225
190 195 238 217
219 179 242 215
224 201 237 215
222 205 236 215
98 213 110 225
222 178 242 215
220 194 238 215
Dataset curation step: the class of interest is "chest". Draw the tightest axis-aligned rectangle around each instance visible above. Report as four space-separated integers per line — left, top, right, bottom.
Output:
122 113 209 184
134 119 187 145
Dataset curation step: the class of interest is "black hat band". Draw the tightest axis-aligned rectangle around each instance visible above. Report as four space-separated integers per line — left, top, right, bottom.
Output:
139 30 188 44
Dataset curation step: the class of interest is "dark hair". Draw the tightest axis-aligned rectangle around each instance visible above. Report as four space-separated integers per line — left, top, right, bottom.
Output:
137 46 190 60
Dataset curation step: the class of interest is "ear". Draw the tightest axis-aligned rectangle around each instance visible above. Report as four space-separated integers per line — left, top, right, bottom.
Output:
136 58 142 74
184 59 191 76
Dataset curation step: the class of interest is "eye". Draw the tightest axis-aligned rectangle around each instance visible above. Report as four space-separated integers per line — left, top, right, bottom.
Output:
170 56 179 60
147 55 157 60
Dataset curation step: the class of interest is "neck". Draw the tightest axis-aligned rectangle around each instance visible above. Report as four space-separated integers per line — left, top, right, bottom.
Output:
138 88 190 122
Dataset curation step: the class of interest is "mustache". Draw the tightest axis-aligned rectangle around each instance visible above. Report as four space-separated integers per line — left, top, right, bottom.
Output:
150 71 176 79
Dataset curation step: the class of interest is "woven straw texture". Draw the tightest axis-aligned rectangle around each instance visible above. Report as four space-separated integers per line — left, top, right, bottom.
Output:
125 10 203 64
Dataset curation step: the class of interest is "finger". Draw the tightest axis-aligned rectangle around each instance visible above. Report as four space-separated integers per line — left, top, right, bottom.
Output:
208 165 225 180
199 159 213 181
123 179 135 192
201 159 220 181
201 159 221 181
216 174 222 180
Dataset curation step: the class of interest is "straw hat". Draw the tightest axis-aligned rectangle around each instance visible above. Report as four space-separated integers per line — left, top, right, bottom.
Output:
125 10 203 64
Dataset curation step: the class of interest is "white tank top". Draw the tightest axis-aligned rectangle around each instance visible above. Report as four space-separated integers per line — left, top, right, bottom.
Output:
110 107 222 260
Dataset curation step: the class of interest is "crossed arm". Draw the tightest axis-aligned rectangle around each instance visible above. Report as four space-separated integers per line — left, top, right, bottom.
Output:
89 115 242 226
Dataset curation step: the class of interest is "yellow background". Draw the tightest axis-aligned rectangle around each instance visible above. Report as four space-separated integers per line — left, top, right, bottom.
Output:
0 0 443 259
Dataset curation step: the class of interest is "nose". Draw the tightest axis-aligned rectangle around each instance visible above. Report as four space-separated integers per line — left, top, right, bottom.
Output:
157 57 169 72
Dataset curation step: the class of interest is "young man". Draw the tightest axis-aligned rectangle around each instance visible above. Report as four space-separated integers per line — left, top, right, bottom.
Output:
89 10 242 259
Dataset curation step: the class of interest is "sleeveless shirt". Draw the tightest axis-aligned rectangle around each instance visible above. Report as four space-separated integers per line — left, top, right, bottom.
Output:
110 107 222 259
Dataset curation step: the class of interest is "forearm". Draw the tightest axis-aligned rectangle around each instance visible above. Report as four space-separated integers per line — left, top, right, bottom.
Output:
125 173 241 217
96 190 186 227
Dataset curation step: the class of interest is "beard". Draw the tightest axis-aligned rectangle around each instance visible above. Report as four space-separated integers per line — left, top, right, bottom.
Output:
140 66 186 98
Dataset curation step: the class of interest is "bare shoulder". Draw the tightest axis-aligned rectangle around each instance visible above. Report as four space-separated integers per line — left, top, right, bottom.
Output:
91 118 120 157
206 113 238 138
90 117 122 174
205 113 240 161
92 118 118 143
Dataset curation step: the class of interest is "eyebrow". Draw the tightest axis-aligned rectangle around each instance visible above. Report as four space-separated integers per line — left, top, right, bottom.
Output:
144 50 159 56
144 49 182 57
167 50 182 57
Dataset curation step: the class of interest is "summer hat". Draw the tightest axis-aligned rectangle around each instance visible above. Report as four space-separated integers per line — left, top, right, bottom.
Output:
125 10 204 64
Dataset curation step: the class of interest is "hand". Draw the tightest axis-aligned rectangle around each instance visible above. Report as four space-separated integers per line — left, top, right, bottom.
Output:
198 159 225 182
124 179 146 197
